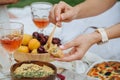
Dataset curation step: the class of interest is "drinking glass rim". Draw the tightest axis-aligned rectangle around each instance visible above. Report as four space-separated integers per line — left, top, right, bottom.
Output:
31 2 53 6
0 22 24 30
31 2 53 9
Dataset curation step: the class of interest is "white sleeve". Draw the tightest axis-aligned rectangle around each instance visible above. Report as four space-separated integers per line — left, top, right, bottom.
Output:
0 5 9 24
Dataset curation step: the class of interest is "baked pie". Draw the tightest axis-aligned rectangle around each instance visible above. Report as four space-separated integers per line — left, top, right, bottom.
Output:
87 61 120 80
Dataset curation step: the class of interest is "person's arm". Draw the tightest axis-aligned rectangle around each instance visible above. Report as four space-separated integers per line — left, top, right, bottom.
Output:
54 24 120 62
74 0 116 19
106 24 120 39
0 0 18 5
49 0 116 26
93 23 120 44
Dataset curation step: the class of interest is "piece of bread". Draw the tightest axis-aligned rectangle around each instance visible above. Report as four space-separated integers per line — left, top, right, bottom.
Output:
44 44 64 58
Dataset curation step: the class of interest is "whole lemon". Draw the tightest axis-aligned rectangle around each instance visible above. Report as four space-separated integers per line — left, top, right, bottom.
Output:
31 49 38 54
28 39 40 50
17 46 29 53
22 34 32 46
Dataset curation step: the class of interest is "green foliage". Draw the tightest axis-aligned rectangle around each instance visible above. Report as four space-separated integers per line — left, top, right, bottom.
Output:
8 0 85 8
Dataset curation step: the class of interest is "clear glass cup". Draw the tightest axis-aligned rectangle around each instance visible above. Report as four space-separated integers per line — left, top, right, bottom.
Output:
31 2 53 33
0 22 24 75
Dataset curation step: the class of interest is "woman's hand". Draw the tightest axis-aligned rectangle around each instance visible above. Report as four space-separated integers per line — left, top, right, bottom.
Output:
49 0 116 27
49 1 78 27
0 0 18 5
54 32 101 62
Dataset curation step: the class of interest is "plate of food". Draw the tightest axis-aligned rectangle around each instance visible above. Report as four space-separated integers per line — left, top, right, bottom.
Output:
10 61 66 80
11 61 57 80
86 60 120 80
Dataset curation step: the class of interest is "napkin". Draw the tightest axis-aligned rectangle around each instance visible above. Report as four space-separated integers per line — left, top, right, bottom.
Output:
82 52 104 66
0 74 10 80
62 70 100 80
0 46 11 73
51 51 103 74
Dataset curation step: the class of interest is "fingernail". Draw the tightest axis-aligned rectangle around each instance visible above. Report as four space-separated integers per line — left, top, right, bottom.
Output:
54 58 61 61
56 17 59 21
56 22 61 27
56 23 59 27
59 45 65 49
61 15 64 20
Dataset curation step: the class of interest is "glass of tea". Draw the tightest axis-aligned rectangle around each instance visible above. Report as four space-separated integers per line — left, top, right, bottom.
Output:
31 2 53 33
0 22 24 74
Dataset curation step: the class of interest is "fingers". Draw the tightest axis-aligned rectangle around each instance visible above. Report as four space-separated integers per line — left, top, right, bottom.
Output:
49 4 62 27
61 11 73 22
60 40 78 50
49 4 57 25
56 1 73 22
54 51 83 62
54 47 86 62
61 48 76 57
49 1 71 27
56 22 62 27
49 2 63 27
54 1 66 21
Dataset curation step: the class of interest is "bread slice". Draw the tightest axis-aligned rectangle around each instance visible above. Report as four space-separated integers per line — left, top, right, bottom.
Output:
44 44 64 58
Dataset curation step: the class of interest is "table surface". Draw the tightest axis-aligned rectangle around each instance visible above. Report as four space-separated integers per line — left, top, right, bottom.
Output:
0 2 120 79
0 46 100 80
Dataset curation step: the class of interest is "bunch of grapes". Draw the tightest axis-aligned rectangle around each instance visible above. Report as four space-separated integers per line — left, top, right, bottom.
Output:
32 32 61 53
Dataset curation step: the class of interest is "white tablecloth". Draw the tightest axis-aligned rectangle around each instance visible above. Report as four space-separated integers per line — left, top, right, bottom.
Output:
0 1 120 80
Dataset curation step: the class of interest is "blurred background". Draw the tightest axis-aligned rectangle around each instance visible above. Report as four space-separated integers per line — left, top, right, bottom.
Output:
8 0 85 8
8 0 120 8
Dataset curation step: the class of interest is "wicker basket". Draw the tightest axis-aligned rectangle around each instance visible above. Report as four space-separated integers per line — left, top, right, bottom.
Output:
14 51 54 62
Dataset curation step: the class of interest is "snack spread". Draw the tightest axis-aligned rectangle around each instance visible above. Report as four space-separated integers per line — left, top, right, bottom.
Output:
13 63 54 78
87 61 120 80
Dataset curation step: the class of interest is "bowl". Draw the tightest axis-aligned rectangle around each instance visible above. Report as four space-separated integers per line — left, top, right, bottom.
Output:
14 51 54 62
86 60 120 80
10 61 57 80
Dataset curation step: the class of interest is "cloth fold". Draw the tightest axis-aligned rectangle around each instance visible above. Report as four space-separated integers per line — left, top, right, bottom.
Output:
51 52 103 74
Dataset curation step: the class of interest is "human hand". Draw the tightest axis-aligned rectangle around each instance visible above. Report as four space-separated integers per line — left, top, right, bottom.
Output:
49 1 78 27
0 0 18 5
54 32 101 62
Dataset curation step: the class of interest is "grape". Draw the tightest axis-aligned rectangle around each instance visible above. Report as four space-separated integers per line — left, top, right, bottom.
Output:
32 32 62 53
57 43 62 46
44 35 49 41
52 37 61 45
44 35 49 43
32 32 39 39
37 46 47 53
39 33 44 39
35 33 43 41
40 38 46 45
